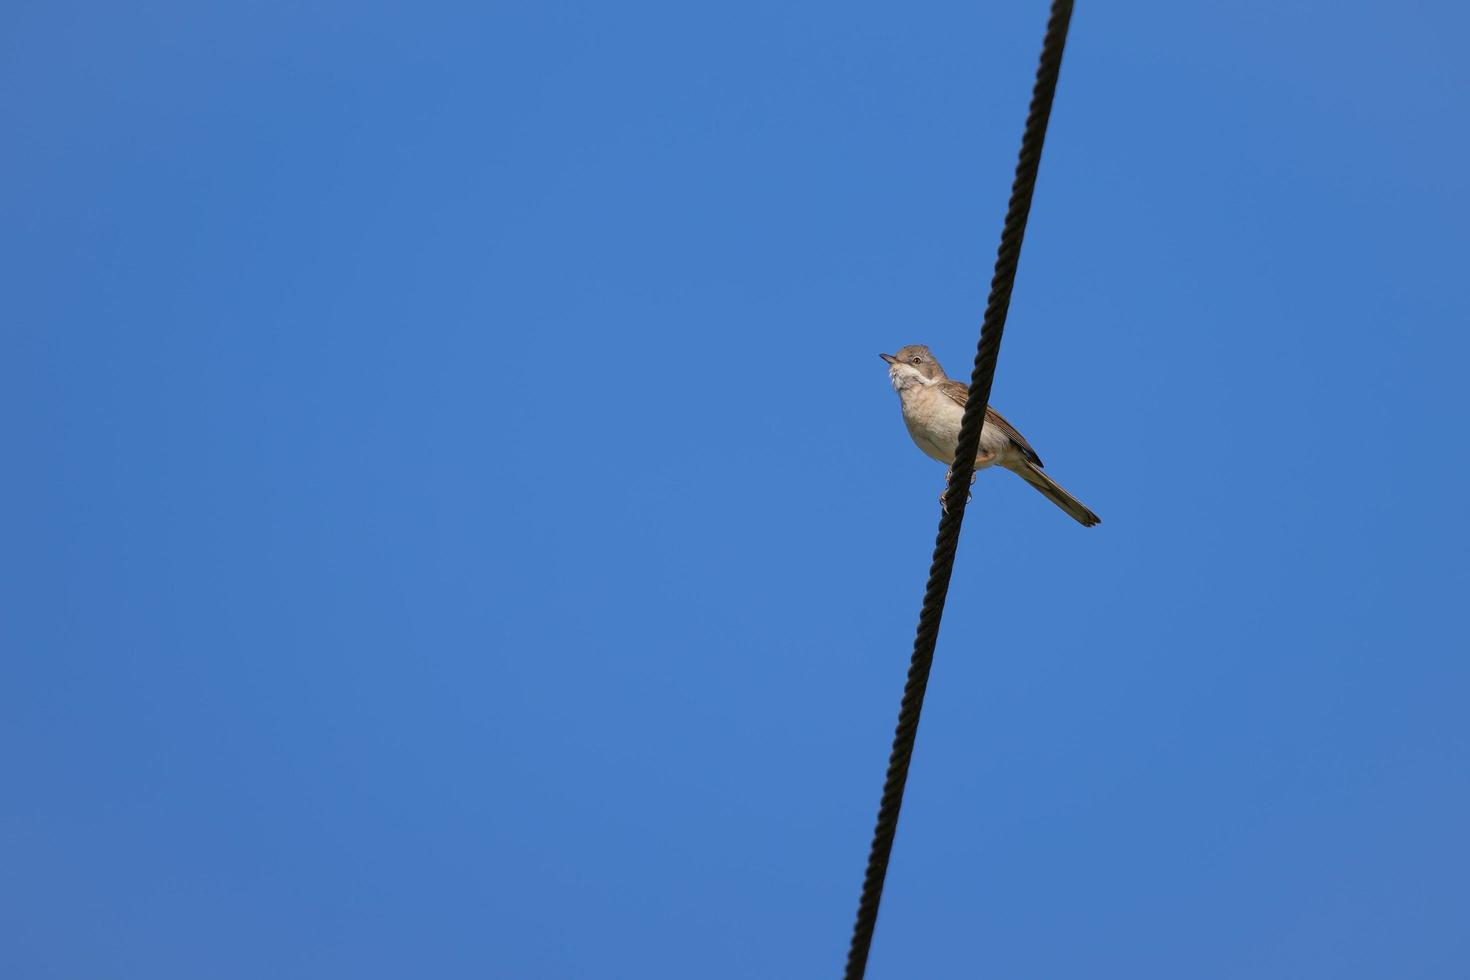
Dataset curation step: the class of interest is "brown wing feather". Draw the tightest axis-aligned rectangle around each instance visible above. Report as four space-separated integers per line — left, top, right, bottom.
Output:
935 380 1044 467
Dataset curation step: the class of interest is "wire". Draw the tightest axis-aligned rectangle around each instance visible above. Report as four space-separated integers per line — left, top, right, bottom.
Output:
843 3 1076 976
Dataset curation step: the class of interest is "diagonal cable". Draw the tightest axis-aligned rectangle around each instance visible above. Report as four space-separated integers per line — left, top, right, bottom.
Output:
843 2 1075 976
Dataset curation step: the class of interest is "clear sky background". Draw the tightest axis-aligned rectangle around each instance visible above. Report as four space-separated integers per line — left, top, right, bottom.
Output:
4 2 1468 977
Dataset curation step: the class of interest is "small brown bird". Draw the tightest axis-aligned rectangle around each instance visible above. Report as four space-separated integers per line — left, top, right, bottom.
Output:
881 344 1100 527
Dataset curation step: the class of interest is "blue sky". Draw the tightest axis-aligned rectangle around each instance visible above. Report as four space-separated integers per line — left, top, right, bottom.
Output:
4 1 1468 977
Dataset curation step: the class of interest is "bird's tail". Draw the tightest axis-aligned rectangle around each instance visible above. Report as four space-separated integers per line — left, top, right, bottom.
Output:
1010 462 1101 527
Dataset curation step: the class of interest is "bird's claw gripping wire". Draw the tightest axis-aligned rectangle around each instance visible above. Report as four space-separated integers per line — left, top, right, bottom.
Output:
939 468 979 514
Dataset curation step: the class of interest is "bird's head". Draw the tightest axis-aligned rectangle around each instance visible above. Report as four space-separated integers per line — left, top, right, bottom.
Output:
880 344 946 391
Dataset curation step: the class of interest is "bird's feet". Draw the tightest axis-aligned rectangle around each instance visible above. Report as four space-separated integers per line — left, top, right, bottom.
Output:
939 468 979 513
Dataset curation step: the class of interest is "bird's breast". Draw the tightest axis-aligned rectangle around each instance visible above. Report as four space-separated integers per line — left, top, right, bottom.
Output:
899 387 963 463
897 387 1010 469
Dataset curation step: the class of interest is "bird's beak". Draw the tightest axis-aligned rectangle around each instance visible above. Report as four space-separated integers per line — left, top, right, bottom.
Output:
879 353 897 364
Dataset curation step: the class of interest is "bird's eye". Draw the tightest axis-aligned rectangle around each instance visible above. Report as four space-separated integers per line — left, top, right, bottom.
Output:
911 356 923 364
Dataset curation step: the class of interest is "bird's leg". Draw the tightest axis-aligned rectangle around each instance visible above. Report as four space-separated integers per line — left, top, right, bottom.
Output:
939 465 983 513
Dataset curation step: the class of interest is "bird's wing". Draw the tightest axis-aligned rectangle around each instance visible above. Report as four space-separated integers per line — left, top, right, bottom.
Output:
936 380 1044 467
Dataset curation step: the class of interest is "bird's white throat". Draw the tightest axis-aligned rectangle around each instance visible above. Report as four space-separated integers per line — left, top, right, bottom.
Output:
888 363 935 392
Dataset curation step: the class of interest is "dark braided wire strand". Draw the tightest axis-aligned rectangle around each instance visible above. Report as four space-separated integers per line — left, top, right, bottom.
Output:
843 3 1075 977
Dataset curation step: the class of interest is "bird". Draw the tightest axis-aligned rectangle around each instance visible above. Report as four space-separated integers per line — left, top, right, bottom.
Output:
880 344 1100 527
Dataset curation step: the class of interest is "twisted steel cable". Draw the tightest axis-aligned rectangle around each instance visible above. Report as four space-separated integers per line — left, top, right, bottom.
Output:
843 2 1076 976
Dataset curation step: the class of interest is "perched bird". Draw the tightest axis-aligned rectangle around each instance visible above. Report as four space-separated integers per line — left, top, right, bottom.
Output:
880 344 1100 527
